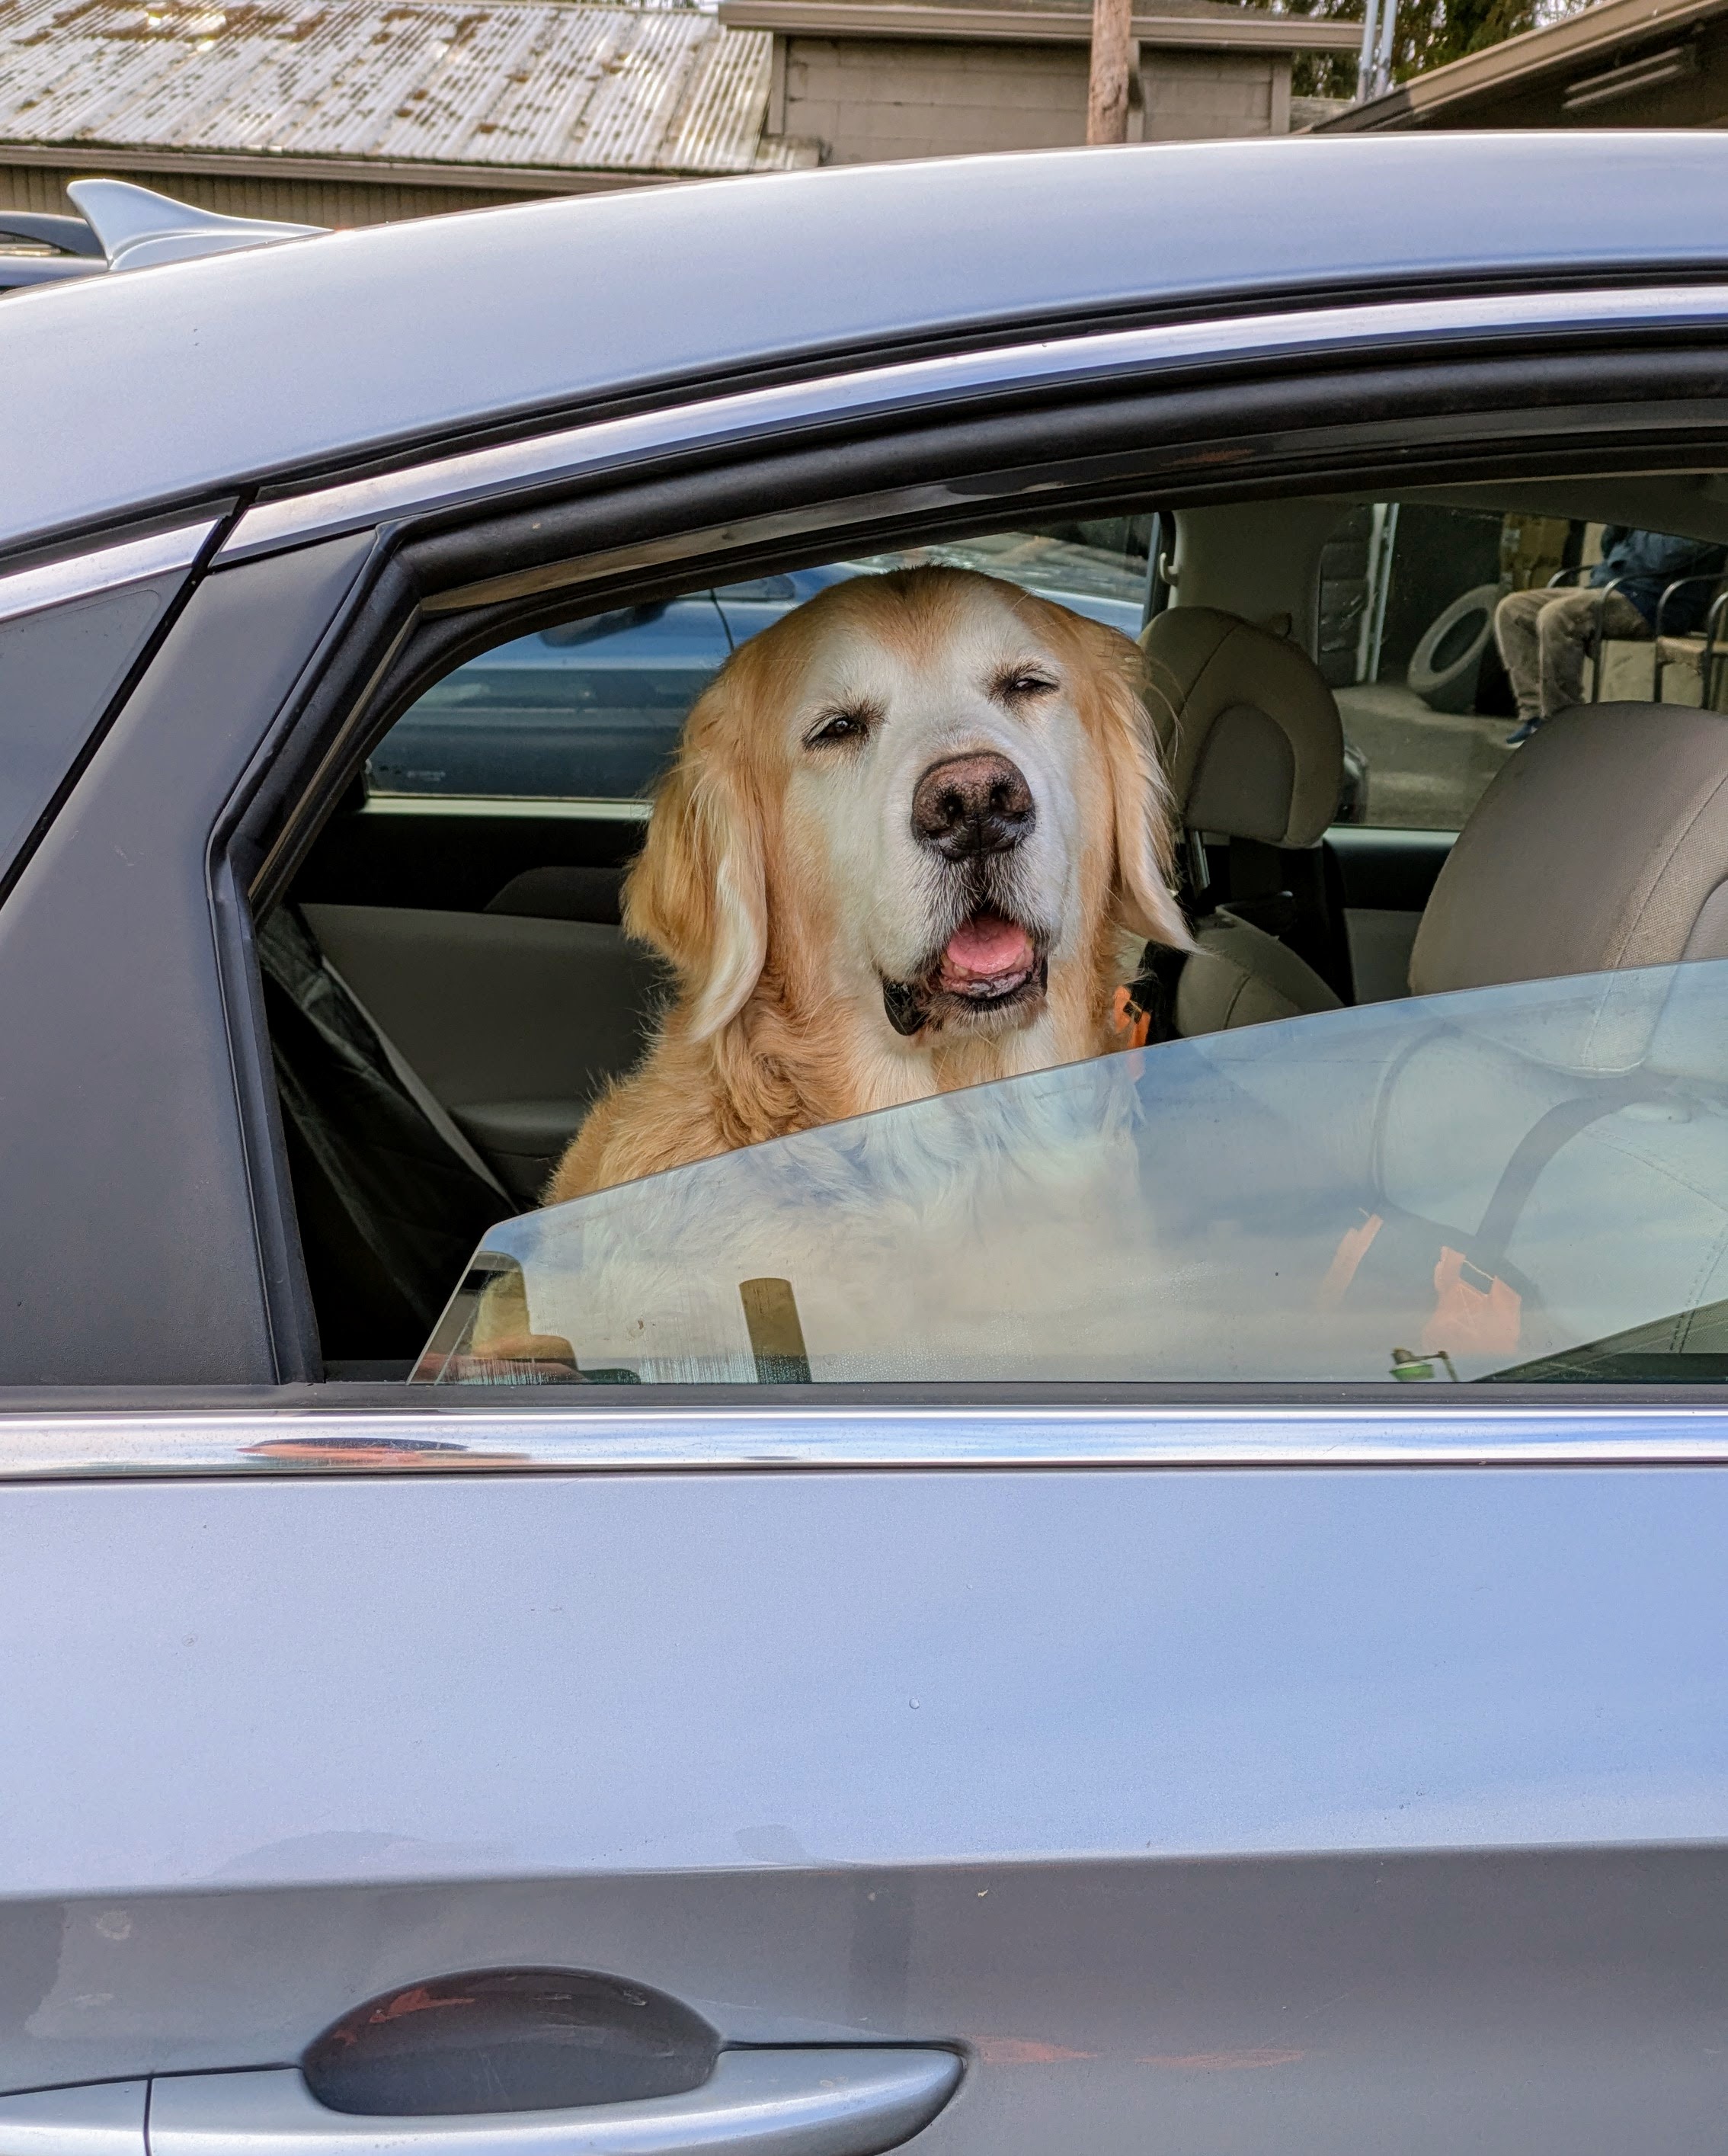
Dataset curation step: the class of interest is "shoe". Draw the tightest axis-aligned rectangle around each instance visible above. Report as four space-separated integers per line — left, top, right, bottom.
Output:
1506 718 1541 747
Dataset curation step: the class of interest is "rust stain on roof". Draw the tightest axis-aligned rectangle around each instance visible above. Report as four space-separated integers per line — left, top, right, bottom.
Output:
0 0 795 174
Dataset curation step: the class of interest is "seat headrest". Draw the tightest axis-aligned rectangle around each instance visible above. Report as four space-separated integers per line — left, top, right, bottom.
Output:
1140 607 1344 848
1412 702 1728 998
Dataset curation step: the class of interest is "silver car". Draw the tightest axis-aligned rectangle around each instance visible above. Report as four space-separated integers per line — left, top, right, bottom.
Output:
5 136 1728 2156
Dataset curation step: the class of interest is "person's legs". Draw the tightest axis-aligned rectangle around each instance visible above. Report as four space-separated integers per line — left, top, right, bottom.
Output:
1536 588 1650 719
1493 588 1549 742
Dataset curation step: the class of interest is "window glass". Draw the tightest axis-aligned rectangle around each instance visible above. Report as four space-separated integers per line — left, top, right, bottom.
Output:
367 524 1150 805
280 487 1728 1387
0 581 168 882
1323 502 1728 831
414 960 1728 1387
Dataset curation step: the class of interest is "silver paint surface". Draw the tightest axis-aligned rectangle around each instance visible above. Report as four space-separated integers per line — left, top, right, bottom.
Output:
2 1465 1724 2150
10 133 1728 556
215 283 1728 564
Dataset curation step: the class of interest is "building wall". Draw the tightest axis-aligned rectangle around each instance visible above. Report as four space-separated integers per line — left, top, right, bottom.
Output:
1146 50 1284 139
0 160 546 228
782 35 1087 159
779 34 1288 162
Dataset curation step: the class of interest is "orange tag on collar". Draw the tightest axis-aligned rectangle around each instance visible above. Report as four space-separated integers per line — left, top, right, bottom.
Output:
1111 984 1153 1049
1422 1245 1522 1359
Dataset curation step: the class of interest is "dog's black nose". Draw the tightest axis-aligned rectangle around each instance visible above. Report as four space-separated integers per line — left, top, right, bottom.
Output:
911 753 1035 860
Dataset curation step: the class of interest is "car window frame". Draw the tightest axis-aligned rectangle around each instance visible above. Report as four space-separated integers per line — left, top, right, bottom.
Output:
12 287 1728 1411
225 313 1728 1398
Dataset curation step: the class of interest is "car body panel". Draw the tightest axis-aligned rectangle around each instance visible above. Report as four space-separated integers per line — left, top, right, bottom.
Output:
9 134 1728 558
0 1462 1726 2156
0 535 373 1386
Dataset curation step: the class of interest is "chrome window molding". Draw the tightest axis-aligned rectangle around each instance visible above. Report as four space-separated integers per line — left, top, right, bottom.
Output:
2 1404 1728 1479
361 793 653 822
0 521 218 626
216 285 1728 570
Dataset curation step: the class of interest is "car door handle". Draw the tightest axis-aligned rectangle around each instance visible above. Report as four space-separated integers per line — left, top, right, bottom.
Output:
146 2049 962 2156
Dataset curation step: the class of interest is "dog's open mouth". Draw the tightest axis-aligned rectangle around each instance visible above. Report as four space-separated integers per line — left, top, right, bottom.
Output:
882 911 1048 1036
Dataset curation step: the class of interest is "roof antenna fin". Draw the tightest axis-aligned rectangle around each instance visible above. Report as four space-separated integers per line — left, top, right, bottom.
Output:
65 178 326 273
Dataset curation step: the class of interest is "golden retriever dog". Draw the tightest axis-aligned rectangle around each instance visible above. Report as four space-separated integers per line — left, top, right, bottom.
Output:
546 565 1191 1205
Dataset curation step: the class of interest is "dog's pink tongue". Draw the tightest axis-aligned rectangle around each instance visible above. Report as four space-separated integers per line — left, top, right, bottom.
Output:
940 914 1033 985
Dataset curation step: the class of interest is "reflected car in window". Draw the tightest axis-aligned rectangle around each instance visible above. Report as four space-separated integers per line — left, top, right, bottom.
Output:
370 545 1148 803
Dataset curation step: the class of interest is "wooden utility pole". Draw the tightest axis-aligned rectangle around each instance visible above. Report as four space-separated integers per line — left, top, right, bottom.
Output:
1086 0 1134 143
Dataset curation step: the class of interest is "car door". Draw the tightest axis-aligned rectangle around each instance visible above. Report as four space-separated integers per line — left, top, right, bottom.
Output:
4 280 1728 2156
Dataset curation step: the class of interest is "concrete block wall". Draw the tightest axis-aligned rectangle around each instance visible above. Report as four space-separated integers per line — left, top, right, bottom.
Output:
1145 51 1282 140
781 34 1291 162
782 36 1090 159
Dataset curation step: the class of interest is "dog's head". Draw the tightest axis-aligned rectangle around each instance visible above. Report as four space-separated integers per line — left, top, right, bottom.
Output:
625 565 1189 1049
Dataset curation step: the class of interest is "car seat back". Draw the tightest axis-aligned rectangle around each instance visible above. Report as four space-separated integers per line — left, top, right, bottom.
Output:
1138 605 1347 1033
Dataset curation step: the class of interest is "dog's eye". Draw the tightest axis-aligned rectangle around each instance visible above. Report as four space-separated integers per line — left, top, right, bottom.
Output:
805 708 872 748
994 666 1058 703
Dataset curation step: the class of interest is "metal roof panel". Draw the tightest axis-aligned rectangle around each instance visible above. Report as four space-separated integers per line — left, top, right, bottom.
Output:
0 0 772 172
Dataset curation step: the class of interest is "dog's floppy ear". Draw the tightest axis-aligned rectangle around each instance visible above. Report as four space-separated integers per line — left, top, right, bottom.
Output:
622 698 768 1040
1083 630 1194 953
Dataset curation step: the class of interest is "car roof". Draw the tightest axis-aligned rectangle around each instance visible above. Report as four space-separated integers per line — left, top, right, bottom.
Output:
6 131 1728 562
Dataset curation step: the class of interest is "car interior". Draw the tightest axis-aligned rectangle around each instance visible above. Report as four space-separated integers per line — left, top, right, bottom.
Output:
262 474 1728 1380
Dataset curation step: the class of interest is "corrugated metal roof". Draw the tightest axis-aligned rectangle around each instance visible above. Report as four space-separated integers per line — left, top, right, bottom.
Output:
0 0 787 175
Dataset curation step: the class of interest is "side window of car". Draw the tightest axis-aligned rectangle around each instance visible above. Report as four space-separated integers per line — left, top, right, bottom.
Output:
367 595 733 806
417 955 1728 1388
271 479 1728 1389
1318 501 1520 831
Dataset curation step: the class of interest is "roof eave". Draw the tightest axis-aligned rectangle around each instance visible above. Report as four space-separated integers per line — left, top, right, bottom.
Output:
718 0 1362 50
0 140 745 192
1314 0 1728 128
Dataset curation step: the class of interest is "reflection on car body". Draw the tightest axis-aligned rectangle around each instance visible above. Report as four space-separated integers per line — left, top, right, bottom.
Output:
420 960 1728 1388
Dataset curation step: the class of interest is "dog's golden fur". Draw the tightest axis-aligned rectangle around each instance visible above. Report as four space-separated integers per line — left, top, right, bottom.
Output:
547 566 1188 1203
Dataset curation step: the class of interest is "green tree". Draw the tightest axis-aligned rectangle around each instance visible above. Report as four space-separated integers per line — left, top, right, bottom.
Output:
1397 0 1541 74
1256 0 1582 98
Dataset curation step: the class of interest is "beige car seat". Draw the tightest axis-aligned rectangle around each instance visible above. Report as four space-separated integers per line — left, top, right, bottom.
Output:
1139 606 1346 1034
1411 700 1728 998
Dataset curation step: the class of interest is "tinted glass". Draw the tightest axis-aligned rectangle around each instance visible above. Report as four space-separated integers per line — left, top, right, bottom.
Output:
416 959 1728 1386
0 581 170 882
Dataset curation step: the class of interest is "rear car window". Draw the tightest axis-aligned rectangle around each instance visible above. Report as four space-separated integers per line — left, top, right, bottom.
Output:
265 476 1728 1387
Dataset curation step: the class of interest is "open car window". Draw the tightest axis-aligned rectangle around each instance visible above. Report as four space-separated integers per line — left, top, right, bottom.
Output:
414 957 1728 1386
